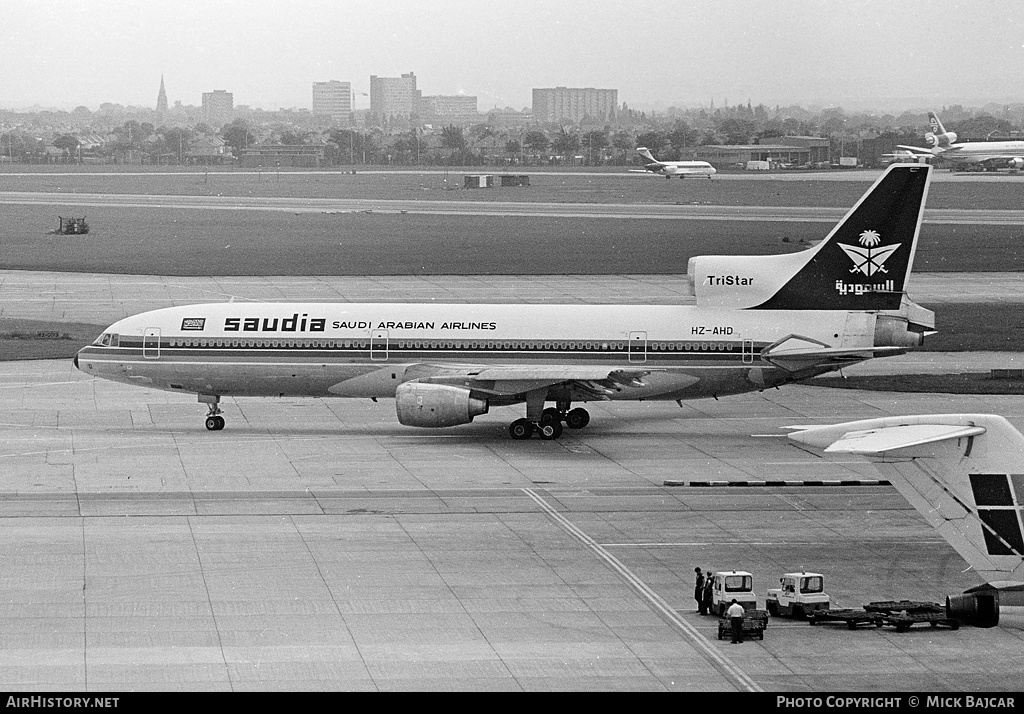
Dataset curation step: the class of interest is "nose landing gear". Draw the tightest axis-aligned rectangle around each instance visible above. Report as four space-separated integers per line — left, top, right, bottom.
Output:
199 393 225 431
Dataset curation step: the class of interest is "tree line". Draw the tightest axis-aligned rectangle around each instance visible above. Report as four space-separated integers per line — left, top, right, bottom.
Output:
3 109 1021 166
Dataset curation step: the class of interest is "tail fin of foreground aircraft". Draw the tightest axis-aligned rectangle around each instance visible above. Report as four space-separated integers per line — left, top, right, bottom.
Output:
787 414 1024 626
690 164 932 312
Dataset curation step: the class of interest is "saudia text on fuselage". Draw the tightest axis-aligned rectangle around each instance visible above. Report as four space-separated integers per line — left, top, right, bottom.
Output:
220 313 497 333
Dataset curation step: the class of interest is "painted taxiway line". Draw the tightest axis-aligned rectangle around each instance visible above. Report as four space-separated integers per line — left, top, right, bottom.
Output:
663 479 891 487
522 487 763 693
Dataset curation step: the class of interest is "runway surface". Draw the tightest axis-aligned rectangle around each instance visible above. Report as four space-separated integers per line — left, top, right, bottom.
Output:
1 358 1021 691
1 190 1022 225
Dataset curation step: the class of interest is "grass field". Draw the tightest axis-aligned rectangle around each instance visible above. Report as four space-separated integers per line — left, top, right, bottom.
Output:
3 169 1022 275
1 203 1021 275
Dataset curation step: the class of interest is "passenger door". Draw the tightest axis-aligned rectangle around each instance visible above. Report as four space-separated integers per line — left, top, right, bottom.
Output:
370 329 388 361
628 331 647 364
143 328 161 360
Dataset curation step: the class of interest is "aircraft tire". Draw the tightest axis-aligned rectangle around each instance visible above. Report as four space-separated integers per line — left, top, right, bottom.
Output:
536 421 563 440
565 408 590 429
541 408 561 424
205 416 225 431
509 419 534 440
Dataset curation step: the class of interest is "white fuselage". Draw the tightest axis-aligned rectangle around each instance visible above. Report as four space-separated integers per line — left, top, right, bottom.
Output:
940 140 1024 165
75 301 873 403
648 161 716 178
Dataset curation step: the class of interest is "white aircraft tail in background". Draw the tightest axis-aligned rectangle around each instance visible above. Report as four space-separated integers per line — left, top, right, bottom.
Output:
788 414 1024 627
630 146 716 178
898 112 1024 171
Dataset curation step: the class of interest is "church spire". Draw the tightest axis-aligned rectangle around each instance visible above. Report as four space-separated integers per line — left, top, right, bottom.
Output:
157 75 168 113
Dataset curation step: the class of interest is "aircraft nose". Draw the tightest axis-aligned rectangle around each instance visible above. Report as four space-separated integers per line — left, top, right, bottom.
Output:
72 353 79 370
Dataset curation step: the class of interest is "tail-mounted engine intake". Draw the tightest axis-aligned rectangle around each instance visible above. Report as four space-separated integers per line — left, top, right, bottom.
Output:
946 591 1000 628
925 130 957 149
874 300 935 348
395 382 488 428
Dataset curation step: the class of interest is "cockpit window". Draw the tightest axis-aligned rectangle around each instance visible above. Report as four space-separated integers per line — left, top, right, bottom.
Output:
93 333 119 347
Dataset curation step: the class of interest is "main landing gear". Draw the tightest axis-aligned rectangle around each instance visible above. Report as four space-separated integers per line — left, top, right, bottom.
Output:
200 394 225 431
508 402 591 440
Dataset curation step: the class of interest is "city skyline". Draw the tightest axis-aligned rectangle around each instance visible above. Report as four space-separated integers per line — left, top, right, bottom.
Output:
3 0 1023 113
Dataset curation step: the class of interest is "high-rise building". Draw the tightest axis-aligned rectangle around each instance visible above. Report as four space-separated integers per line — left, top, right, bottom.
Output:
420 95 478 120
156 75 168 114
202 90 233 127
312 80 352 121
532 87 618 123
369 72 421 118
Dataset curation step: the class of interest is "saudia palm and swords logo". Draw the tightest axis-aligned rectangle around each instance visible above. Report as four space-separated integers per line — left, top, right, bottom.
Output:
835 230 900 296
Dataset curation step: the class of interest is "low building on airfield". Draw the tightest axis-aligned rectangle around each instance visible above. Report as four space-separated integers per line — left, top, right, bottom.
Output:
693 136 830 169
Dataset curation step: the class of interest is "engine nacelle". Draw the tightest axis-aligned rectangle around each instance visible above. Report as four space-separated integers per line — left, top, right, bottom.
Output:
395 382 488 428
1008 157 1024 170
946 591 1000 628
926 131 957 148
873 314 925 347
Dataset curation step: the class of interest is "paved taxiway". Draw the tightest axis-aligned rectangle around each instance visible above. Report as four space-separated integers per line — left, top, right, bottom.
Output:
2 358 1023 691
1 190 1022 225
2 270 1024 690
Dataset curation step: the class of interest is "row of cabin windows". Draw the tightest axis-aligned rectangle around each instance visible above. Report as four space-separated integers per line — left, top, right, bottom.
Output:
158 338 741 352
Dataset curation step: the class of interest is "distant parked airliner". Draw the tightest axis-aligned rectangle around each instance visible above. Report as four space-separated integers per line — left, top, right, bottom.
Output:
630 146 716 178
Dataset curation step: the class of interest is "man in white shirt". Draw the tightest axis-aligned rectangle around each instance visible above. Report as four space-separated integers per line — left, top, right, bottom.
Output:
726 599 746 644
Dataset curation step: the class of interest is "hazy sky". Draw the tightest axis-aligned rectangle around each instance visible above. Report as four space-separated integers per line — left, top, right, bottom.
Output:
3 0 1021 112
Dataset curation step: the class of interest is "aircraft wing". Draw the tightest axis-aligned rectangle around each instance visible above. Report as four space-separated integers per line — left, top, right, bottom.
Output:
627 169 652 173
402 363 653 398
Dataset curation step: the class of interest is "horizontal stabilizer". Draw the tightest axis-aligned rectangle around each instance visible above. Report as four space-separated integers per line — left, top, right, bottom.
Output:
896 145 935 155
822 423 987 454
761 335 905 371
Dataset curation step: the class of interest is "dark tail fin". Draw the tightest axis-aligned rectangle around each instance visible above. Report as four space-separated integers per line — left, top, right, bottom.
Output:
752 164 931 311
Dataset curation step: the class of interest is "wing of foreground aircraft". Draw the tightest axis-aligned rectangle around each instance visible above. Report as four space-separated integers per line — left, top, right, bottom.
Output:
787 414 1024 627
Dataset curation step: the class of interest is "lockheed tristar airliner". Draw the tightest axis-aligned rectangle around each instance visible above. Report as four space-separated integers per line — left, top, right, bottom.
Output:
75 164 934 440
629 146 716 178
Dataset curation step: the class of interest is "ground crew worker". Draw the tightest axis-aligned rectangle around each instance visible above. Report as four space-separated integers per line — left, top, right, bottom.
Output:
699 569 712 615
694 568 704 611
726 599 746 644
